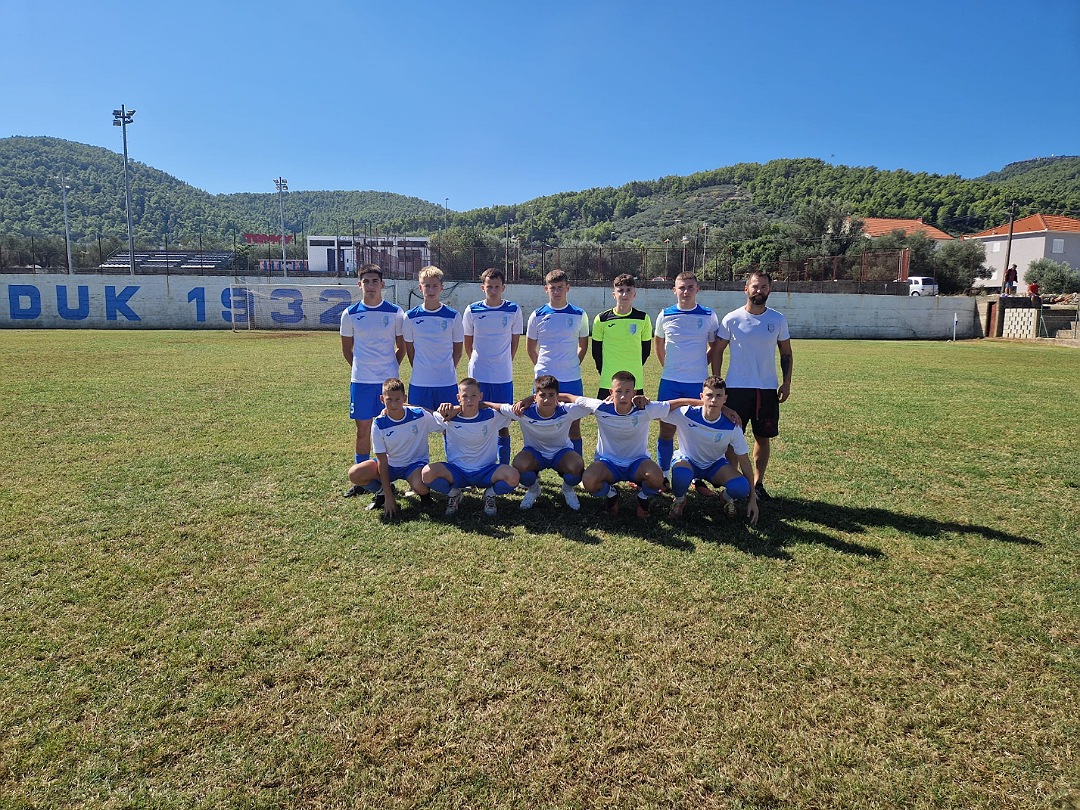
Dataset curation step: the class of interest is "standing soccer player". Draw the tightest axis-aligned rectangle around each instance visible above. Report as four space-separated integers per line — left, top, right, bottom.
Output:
526 269 590 455
340 264 406 497
591 273 652 398
653 272 720 485
402 265 464 411
714 270 792 501
462 267 523 464
663 376 758 524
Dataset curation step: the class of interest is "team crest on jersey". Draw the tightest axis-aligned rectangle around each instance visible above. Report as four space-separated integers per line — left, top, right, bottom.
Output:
696 317 703 329
382 315 390 327
501 316 509 327
411 425 419 435
440 320 448 331
481 425 489 436
768 323 776 333
629 324 637 335
630 414 640 426
566 316 574 328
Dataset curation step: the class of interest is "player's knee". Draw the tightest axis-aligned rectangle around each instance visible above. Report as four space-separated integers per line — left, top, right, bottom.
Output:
726 476 751 500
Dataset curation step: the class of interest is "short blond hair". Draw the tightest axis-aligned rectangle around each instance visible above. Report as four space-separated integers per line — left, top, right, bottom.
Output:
418 265 444 285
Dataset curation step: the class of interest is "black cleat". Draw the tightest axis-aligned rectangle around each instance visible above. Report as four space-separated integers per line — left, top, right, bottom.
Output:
365 492 386 511
344 484 365 498
754 483 772 501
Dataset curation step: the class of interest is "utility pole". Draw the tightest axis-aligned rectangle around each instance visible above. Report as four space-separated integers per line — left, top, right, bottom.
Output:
1002 201 1017 286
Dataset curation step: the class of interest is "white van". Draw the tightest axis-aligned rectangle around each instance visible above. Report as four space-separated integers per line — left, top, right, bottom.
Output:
905 276 939 296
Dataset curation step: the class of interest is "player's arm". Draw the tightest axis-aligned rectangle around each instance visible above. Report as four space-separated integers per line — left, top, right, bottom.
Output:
641 334 652 365
395 335 407 365
663 397 702 410
777 338 793 403
722 406 743 429
376 451 398 517
653 334 666 367
452 340 463 369
509 333 520 360
463 334 474 358
403 340 416 365
526 337 539 365
341 336 354 365
710 337 727 376
437 402 462 421
735 450 758 525
577 336 589 364
591 335 604 373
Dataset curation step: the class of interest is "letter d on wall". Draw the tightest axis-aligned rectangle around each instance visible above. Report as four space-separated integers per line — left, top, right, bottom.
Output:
8 285 42 320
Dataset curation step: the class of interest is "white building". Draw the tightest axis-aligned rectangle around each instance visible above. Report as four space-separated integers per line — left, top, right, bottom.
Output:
306 235 431 277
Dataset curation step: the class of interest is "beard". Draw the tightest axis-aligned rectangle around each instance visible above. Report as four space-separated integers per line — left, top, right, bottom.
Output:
749 291 769 306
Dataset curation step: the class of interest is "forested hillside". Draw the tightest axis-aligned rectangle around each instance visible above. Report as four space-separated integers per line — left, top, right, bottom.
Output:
2 136 1078 282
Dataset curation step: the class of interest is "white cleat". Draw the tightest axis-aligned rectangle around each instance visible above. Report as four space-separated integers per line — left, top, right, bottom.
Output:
561 483 581 511
520 483 541 510
445 488 462 516
483 488 498 516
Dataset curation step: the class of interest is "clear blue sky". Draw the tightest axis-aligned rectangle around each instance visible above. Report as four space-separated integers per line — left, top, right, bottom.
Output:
3 0 1078 211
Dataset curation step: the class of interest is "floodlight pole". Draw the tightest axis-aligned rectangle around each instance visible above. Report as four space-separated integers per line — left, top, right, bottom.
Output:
57 173 74 274
112 105 136 276
274 177 289 277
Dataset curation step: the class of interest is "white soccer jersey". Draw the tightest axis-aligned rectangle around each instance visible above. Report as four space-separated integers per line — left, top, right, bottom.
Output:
462 300 523 385
339 299 405 384
576 396 670 466
655 304 719 384
371 406 442 467
526 303 590 383
498 401 591 458
663 405 750 467
720 307 790 390
441 407 514 471
402 303 464 388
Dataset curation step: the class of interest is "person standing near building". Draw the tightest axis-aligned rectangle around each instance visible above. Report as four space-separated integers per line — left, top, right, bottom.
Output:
591 273 652 398
462 267 523 464
653 272 720 484
340 264 406 497
401 265 464 411
714 270 792 501
1002 264 1018 296
526 269 590 455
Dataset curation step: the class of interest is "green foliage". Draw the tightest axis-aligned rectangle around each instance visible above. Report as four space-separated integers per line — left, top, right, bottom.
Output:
932 239 990 293
1025 257 1080 293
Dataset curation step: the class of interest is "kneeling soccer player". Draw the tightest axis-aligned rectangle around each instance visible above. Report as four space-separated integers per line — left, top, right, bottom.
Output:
421 377 520 517
570 370 696 519
662 375 758 524
346 378 441 518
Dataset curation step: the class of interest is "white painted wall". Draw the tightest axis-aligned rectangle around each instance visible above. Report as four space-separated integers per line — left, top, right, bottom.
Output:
2 274 982 339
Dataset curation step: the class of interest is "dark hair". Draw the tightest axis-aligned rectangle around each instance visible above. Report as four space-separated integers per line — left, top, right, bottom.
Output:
458 377 481 390
702 375 727 391
746 270 773 285
545 269 569 286
534 375 559 392
358 263 384 280
612 370 637 387
382 377 406 395
613 273 636 288
480 267 506 284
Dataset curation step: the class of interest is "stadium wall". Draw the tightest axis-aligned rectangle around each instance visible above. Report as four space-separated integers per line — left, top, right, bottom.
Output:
1 274 983 339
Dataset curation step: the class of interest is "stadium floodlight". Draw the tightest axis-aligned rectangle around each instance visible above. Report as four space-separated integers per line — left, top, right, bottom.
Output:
274 177 289 277
57 174 74 274
112 105 137 276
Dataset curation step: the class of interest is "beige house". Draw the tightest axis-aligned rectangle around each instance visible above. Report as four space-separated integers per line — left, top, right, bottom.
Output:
966 214 1080 289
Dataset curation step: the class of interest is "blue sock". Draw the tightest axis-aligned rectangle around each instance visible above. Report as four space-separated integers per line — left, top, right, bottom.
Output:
639 484 659 498
657 439 673 473
671 466 694 498
493 480 515 495
562 473 581 487
572 437 583 456
355 453 369 464
726 475 751 500
519 470 537 488
429 478 452 495
593 482 611 498
364 481 382 494
498 435 511 465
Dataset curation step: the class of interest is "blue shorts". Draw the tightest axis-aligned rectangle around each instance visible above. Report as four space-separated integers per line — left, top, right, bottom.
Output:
350 382 383 420
657 378 703 401
444 461 502 489
595 455 651 484
478 380 515 406
408 383 459 412
387 461 427 482
541 378 583 397
521 446 577 471
672 456 730 482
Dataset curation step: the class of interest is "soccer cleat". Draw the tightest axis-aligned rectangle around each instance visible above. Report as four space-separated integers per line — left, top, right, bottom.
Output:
344 484 365 498
365 492 386 511
483 488 498 516
445 489 463 516
670 496 687 517
754 483 772 501
635 496 651 519
694 480 718 498
660 477 671 493
520 483 541 510
721 496 738 520
418 493 434 506
605 487 620 516
561 483 581 511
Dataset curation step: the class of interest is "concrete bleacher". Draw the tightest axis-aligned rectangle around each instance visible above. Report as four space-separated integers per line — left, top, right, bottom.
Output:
100 250 235 273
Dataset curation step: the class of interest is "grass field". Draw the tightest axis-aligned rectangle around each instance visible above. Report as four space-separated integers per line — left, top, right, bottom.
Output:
1 329 1077 809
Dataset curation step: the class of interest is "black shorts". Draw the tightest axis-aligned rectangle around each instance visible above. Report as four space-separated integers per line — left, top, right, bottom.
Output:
726 387 780 439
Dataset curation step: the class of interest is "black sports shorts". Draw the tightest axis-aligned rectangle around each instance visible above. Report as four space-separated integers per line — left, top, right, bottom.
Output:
725 387 780 439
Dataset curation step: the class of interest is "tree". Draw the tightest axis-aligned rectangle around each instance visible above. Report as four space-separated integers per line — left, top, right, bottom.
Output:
1025 258 1080 294
932 240 989 294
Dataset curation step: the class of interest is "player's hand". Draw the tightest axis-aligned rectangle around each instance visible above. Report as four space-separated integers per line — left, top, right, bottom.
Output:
383 493 399 518
632 394 650 408
722 405 743 428
437 402 458 419
746 496 759 526
777 382 791 404
513 394 534 416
